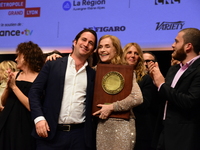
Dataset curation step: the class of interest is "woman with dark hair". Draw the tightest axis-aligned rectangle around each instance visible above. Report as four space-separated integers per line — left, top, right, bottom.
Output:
0 41 45 150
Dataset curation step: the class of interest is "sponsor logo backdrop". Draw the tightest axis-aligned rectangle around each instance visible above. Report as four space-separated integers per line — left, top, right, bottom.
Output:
0 0 200 53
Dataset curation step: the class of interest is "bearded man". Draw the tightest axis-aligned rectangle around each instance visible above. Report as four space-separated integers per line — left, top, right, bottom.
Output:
148 28 200 150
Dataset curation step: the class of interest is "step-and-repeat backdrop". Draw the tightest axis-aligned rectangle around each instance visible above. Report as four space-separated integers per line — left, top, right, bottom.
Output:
0 0 200 53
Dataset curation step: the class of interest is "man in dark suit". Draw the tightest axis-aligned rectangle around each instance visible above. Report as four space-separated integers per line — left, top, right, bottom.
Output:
29 29 97 150
148 28 200 150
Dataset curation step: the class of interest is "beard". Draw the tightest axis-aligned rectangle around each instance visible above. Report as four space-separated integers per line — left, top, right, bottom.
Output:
172 45 187 61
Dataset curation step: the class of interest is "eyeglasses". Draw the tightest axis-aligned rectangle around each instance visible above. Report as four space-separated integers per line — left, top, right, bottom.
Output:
144 60 155 63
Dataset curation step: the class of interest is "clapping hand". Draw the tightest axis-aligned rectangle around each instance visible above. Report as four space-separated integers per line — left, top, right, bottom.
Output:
147 61 165 87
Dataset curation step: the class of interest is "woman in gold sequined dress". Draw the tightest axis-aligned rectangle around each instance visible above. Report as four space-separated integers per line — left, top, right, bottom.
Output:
93 35 143 150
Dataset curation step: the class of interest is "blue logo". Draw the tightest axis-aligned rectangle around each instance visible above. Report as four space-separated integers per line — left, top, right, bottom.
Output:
63 1 71 11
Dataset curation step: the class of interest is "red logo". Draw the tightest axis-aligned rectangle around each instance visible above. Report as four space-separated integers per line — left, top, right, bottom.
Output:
0 0 40 17
25 7 40 17
0 0 25 9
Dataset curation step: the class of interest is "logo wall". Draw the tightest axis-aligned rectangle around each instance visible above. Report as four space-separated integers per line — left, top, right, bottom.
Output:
85 26 126 32
63 0 106 11
0 0 40 17
0 29 33 36
155 0 180 5
156 21 185 30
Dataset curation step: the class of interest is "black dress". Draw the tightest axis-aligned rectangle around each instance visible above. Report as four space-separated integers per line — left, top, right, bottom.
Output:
133 74 159 150
0 72 35 150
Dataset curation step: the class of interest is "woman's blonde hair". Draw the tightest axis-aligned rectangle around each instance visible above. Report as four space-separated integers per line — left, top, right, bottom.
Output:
122 43 146 81
0 60 18 83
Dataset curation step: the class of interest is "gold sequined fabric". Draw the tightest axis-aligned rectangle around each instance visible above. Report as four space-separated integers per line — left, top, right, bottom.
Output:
97 118 136 150
113 72 143 114
96 72 143 150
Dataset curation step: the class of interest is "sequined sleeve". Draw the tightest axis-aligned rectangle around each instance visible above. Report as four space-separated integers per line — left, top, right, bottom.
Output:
113 72 143 112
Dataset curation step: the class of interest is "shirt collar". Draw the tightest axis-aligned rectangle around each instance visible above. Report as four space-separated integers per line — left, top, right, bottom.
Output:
180 55 200 69
68 55 88 68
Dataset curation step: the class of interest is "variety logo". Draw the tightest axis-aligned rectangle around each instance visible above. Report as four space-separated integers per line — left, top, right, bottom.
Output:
85 26 126 32
63 0 106 11
155 0 180 5
0 29 33 36
155 21 185 30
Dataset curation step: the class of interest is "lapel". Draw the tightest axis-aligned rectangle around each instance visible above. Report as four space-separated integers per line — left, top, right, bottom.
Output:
85 66 91 100
175 57 200 87
59 56 69 99
166 64 180 85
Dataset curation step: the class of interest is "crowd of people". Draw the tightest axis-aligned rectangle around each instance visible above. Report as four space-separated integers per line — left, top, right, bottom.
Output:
0 27 200 150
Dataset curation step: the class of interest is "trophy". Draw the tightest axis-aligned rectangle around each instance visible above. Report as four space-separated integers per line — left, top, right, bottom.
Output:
92 63 134 119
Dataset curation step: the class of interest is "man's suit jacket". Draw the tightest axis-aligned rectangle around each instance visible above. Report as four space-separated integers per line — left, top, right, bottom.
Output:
157 57 200 150
29 56 96 149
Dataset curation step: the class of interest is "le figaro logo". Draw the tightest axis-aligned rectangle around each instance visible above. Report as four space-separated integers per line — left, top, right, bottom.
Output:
85 26 126 32
0 29 33 36
63 0 106 11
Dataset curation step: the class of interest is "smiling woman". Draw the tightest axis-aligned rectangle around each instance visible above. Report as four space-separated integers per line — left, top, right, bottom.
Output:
96 35 122 65
122 42 159 150
93 35 143 150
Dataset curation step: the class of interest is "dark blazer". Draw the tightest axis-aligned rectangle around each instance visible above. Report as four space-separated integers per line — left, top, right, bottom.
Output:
156 57 200 150
29 56 96 149
133 74 158 150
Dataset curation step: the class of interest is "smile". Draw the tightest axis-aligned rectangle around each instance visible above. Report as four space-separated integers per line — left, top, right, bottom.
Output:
100 53 108 56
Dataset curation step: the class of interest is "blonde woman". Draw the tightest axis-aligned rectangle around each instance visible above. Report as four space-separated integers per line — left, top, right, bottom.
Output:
0 60 18 111
122 43 159 150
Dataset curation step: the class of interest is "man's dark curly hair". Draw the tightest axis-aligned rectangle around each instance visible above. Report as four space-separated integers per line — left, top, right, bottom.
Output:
16 41 45 72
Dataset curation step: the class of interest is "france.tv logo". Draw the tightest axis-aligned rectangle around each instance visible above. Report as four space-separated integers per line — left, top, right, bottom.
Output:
63 1 71 11
21 29 33 36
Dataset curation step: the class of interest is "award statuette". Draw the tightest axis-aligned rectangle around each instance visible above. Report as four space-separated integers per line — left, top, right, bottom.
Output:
92 63 134 119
